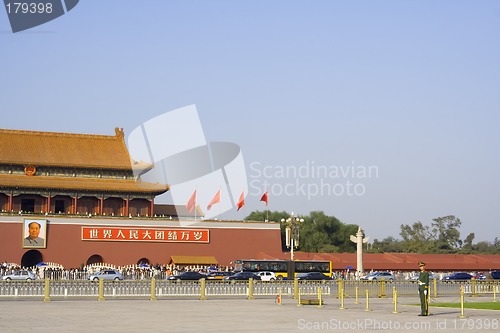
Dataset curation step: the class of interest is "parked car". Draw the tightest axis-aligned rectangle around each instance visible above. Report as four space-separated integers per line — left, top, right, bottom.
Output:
2 270 37 281
255 271 276 281
224 271 261 281
442 272 473 281
88 269 124 281
360 271 395 281
206 271 233 280
489 270 500 279
295 272 331 281
474 273 486 280
167 271 207 281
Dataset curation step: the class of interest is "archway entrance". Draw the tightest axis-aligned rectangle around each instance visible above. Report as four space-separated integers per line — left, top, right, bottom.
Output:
137 258 150 265
21 250 43 267
86 254 103 266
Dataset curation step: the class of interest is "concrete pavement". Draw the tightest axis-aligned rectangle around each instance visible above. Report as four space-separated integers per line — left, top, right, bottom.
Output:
0 296 498 332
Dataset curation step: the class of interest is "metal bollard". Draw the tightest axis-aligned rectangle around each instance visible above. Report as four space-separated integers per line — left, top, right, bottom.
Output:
378 279 386 298
318 287 323 308
43 278 51 302
297 288 302 306
337 279 344 299
199 278 207 300
365 289 371 311
392 289 400 313
457 285 468 318
149 277 157 301
339 288 346 310
471 279 477 297
98 278 105 301
293 278 299 299
433 278 437 299
247 278 254 300
355 286 359 304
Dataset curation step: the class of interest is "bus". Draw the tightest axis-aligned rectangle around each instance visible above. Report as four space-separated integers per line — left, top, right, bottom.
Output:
234 259 333 280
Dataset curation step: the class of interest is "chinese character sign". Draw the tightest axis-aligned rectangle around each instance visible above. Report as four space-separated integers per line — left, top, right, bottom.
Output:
81 227 209 243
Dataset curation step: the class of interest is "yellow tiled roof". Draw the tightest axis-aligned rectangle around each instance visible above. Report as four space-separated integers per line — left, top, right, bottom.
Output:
0 128 135 170
0 174 169 194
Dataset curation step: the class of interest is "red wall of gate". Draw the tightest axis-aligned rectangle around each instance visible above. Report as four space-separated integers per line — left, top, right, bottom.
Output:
1 218 283 268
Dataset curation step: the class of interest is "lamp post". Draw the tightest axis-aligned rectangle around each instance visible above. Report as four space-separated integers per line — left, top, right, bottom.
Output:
281 212 304 261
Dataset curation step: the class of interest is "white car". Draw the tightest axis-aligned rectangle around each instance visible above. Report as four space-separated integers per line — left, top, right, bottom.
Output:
360 271 395 281
256 271 276 281
2 270 37 281
87 269 124 281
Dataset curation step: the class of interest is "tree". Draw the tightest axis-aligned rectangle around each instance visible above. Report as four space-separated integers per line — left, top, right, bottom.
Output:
430 215 462 252
299 219 333 252
369 236 405 253
333 223 359 252
399 221 432 253
245 210 358 253
461 232 475 254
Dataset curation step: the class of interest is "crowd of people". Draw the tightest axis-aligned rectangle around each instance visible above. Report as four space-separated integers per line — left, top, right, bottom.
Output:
1 261 232 280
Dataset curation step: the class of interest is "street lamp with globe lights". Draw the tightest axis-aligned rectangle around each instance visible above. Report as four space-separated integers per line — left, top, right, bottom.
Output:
281 212 304 261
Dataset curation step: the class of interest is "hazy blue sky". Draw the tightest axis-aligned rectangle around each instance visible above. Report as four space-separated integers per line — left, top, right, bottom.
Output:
1 1 499 243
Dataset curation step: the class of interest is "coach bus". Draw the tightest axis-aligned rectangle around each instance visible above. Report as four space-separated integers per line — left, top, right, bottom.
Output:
233 259 333 280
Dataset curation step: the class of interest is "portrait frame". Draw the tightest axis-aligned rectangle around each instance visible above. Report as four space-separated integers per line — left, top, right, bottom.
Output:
22 219 47 249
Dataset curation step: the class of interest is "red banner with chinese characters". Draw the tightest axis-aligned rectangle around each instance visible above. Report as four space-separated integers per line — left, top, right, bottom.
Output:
81 227 209 243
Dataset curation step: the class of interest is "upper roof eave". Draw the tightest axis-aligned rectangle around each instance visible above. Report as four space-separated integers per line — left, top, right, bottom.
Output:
0 127 135 171
0 174 169 195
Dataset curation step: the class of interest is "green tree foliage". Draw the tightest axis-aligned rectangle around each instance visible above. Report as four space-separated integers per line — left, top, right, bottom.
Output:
397 215 498 254
472 240 500 254
461 232 475 254
246 212 498 254
245 210 358 253
368 236 405 253
430 215 462 252
245 210 289 224
399 216 464 253
399 221 433 253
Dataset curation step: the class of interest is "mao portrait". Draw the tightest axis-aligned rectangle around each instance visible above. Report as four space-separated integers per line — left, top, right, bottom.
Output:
22 219 47 248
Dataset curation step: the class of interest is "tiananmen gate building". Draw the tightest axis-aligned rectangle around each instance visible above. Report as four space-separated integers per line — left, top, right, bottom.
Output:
0 127 282 268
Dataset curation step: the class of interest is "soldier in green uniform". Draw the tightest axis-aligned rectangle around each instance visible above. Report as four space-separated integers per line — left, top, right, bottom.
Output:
417 261 429 316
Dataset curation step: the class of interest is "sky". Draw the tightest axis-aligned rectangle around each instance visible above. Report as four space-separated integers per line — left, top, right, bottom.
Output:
1 0 499 243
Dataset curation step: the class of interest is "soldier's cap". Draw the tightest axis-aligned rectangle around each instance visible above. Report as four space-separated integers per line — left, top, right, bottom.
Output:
418 262 426 267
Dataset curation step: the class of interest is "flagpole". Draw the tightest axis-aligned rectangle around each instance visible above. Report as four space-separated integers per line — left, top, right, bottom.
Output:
259 189 269 222
217 187 221 220
265 187 269 222
241 191 247 221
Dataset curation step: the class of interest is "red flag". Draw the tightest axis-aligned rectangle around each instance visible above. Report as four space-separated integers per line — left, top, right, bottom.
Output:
207 190 221 211
186 190 197 213
236 191 245 211
260 191 269 206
